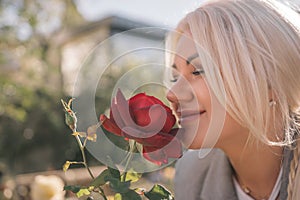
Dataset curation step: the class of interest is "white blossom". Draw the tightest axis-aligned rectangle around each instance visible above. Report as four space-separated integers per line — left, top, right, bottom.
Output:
31 175 66 200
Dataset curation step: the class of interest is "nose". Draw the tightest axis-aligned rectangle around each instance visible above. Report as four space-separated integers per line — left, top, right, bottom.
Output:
166 89 178 104
166 77 193 104
166 87 180 116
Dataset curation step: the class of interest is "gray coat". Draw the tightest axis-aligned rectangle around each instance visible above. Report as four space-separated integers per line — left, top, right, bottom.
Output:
174 148 293 200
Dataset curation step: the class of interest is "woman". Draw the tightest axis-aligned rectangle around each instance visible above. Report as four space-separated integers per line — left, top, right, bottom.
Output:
165 0 300 199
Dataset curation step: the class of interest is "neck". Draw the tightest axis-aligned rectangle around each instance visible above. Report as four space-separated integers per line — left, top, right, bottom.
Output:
220 137 283 200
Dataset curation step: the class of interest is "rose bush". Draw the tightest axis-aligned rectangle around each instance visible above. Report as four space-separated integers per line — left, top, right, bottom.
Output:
100 89 182 165
61 95 178 199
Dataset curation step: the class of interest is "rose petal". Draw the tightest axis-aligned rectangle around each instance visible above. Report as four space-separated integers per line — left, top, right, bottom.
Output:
133 108 176 133
101 90 182 166
129 93 169 110
120 127 175 148
162 136 182 158
115 90 168 138
136 131 179 148
100 114 122 136
121 126 152 139
162 112 176 133
142 146 168 166
111 95 125 128
114 89 136 127
129 93 154 109
131 104 168 133
129 93 175 133
142 134 182 166
131 107 151 127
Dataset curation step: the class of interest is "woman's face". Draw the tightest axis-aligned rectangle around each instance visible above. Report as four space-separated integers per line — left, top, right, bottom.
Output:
166 33 249 149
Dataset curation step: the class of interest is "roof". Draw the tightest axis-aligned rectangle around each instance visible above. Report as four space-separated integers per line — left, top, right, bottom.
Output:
54 15 167 46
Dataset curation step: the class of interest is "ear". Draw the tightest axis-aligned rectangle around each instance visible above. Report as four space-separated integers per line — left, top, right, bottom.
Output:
268 90 278 106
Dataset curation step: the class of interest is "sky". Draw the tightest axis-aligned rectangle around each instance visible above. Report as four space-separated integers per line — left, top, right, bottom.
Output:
74 0 205 27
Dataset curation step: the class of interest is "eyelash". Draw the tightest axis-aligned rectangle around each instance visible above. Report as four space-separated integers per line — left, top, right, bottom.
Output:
192 69 205 76
170 69 205 82
170 78 177 83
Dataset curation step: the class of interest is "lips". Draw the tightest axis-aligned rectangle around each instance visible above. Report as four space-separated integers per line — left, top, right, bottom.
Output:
177 110 206 124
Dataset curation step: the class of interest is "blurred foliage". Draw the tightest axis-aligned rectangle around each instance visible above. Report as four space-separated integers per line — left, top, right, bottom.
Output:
0 0 166 176
0 79 76 173
0 0 176 199
0 0 94 174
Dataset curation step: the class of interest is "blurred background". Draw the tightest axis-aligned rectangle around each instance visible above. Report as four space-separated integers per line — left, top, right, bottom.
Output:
0 0 298 199
0 0 202 199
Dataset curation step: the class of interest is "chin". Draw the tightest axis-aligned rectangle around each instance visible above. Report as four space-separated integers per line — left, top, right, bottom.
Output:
183 136 217 149
181 138 202 149
186 142 202 150
179 128 207 149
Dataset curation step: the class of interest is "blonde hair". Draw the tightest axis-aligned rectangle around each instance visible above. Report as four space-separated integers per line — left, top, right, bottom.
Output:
166 0 300 198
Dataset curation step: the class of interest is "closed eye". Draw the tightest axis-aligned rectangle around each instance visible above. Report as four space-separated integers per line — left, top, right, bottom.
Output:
192 69 205 76
170 69 204 82
170 76 178 82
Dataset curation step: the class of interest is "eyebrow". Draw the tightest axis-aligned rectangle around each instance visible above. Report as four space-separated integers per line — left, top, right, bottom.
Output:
171 53 199 69
186 53 199 65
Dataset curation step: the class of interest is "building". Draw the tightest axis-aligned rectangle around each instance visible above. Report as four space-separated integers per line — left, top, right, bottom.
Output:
51 16 168 96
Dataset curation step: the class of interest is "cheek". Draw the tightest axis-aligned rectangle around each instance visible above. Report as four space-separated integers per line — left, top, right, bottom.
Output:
183 84 233 149
181 81 213 149
177 79 247 149
177 77 250 149
194 81 210 104
183 113 210 149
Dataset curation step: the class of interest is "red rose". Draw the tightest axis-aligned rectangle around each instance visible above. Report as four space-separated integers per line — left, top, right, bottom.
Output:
100 89 182 165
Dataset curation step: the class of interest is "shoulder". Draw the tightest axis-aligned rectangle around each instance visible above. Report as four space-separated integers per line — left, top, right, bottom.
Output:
174 148 237 200
175 148 226 172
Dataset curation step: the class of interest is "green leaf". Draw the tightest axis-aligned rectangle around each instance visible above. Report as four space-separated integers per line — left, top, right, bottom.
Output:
114 193 122 200
106 156 121 180
106 177 131 193
72 131 87 138
122 190 142 200
86 124 99 142
63 185 81 193
144 184 174 200
63 185 93 198
102 127 129 151
121 169 142 182
114 190 142 200
76 188 90 198
90 169 110 187
63 161 71 172
108 166 121 180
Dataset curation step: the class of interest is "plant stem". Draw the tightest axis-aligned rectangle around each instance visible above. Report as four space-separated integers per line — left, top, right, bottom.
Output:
122 147 134 182
98 187 108 200
74 136 107 199
74 132 95 179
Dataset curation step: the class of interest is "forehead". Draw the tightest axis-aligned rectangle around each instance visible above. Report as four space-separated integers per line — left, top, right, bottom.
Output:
174 33 198 60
